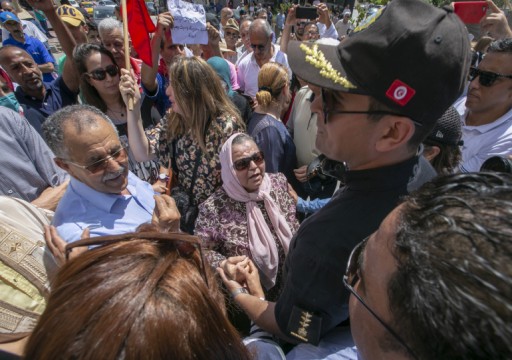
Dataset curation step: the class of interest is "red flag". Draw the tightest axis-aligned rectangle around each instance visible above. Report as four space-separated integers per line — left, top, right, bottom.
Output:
126 0 156 66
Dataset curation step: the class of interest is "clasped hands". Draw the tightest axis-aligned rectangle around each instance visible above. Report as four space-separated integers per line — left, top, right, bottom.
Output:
217 256 265 300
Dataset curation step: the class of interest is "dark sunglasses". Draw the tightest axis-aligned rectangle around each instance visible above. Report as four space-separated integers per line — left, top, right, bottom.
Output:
250 43 267 51
468 67 512 87
87 64 119 81
65 146 126 173
233 151 265 171
321 89 421 126
343 237 418 360
65 231 209 288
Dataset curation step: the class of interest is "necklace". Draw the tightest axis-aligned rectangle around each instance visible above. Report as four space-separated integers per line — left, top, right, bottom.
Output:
107 107 125 118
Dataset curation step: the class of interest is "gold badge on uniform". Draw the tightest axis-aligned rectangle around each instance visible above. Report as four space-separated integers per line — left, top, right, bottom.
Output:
286 305 322 345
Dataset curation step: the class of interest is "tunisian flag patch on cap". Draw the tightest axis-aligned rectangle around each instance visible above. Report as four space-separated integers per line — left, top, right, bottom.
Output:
385 80 416 106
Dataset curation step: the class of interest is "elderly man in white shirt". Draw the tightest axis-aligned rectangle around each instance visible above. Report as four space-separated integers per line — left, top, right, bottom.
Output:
237 18 291 99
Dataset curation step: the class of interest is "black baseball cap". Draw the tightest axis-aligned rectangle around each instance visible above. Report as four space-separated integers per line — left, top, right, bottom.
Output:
288 0 471 127
426 106 463 146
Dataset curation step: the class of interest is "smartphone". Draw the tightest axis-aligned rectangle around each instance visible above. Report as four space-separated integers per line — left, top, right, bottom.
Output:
296 6 318 20
453 1 488 24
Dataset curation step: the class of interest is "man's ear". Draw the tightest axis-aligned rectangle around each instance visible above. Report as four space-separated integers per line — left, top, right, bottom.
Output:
375 117 415 153
54 157 70 172
423 145 441 162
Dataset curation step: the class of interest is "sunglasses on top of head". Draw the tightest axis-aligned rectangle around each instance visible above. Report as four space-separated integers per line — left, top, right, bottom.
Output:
468 67 512 87
86 64 120 81
233 151 265 171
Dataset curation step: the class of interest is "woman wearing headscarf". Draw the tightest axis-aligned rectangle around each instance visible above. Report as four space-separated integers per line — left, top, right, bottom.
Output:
195 133 299 300
206 56 252 125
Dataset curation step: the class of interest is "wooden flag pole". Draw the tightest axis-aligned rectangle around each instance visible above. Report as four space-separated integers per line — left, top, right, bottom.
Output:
121 0 133 110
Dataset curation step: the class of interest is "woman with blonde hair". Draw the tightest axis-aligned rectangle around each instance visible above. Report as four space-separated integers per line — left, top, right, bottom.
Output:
247 62 300 193
123 56 245 233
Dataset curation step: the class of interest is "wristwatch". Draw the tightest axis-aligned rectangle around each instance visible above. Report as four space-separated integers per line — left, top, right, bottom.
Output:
158 173 169 181
231 287 249 299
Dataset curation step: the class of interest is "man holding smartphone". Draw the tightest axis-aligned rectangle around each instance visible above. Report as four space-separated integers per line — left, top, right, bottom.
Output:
279 3 338 54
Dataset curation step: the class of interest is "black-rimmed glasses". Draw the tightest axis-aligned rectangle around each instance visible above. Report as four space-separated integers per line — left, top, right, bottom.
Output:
343 237 418 359
64 146 127 173
86 64 120 81
468 67 512 87
321 89 414 125
65 232 209 288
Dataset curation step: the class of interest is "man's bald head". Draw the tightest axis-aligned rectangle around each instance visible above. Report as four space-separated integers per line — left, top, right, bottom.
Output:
249 18 272 39
220 7 233 26
1 1 14 12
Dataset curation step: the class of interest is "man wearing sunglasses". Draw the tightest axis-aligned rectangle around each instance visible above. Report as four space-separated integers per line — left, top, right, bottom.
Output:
345 172 512 359
237 18 291 98
43 105 180 243
220 0 470 355
454 38 512 172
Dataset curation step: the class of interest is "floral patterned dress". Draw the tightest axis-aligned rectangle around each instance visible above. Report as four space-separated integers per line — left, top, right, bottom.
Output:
146 113 244 206
195 173 300 301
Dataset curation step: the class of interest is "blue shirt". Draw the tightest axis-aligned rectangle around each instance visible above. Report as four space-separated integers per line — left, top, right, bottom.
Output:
15 75 78 117
53 172 155 243
141 72 169 117
297 197 331 214
3 34 55 82
0 107 68 201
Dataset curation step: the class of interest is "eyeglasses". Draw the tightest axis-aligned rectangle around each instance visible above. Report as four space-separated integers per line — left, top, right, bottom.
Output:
233 151 265 171
468 67 512 87
86 64 119 81
250 41 268 51
343 237 418 360
225 31 239 38
65 231 209 288
321 89 418 125
65 146 127 173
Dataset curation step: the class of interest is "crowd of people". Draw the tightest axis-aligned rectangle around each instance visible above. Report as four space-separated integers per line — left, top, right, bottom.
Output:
0 0 511 358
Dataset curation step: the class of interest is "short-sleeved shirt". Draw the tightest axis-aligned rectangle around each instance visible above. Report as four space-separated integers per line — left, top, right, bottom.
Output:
275 156 419 345
3 35 55 82
53 172 155 243
15 75 78 118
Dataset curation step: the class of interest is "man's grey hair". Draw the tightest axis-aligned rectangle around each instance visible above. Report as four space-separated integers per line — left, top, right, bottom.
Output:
249 18 272 39
42 105 118 158
98 17 123 37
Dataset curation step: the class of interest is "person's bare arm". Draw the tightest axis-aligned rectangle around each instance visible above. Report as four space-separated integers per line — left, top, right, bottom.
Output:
316 3 332 29
31 179 69 211
218 259 286 337
120 68 155 161
480 0 512 39
141 12 174 94
201 23 222 60
281 5 298 54
27 0 79 92
38 62 54 74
